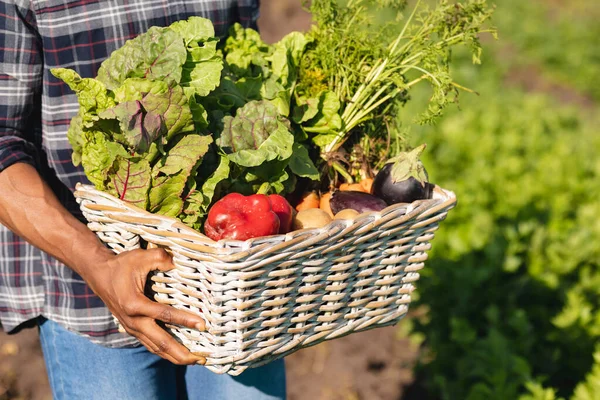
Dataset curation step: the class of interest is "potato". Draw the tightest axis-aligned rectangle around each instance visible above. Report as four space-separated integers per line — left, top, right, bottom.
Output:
334 209 360 220
292 208 333 230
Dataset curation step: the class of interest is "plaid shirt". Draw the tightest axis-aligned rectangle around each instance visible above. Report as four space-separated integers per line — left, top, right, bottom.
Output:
0 0 259 347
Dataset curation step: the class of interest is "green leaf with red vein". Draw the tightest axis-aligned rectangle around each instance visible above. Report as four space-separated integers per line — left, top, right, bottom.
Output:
109 157 152 208
98 101 167 153
96 26 187 90
149 134 213 216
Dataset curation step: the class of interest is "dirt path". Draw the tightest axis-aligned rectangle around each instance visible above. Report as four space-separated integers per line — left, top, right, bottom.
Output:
0 328 49 400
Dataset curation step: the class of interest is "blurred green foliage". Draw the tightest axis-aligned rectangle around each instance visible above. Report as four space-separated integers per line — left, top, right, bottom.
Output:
391 0 600 398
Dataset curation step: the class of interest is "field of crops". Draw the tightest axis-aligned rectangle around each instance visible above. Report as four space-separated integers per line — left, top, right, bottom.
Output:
1 1 599 399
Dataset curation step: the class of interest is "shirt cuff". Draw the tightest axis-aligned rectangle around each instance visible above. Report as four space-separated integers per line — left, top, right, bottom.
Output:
0 135 39 173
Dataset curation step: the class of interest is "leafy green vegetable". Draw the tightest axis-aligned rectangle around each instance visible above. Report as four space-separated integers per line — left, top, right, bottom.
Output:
51 17 223 226
80 131 128 187
289 143 320 180
54 2 494 228
97 26 187 90
217 100 294 167
109 157 152 207
149 134 212 216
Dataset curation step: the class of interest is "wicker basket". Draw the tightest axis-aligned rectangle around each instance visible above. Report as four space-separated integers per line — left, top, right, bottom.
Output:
74 183 456 375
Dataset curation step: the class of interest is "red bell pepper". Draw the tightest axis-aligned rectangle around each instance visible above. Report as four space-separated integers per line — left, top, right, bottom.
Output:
204 193 280 241
268 194 293 234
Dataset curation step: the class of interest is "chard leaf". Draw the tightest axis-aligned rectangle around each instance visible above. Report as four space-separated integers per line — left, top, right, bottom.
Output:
51 68 115 115
208 76 263 111
98 101 166 153
143 142 161 165
199 156 231 209
113 78 168 102
178 190 205 230
269 31 311 87
181 58 223 98
238 167 294 195
293 96 321 124
226 124 294 167
109 156 151 208
302 90 342 133
187 40 219 62
175 18 223 99
140 84 194 140
154 134 213 176
149 135 213 216
67 116 85 166
178 154 230 230
169 16 215 46
267 169 292 194
234 76 263 100
189 97 209 130
289 143 320 180
261 78 290 116
217 100 279 151
81 131 129 188
113 80 195 141
97 26 187 90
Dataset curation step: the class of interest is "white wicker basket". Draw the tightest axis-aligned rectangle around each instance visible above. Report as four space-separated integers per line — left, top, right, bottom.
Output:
74 183 456 375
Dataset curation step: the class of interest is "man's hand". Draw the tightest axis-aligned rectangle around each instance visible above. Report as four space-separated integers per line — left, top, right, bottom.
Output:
0 163 205 365
83 247 206 365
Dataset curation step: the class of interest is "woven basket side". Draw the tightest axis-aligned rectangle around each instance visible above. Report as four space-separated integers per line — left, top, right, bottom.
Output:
150 203 451 374
74 183 456 375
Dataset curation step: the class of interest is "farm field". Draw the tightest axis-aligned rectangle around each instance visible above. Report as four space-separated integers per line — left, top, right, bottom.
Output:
1 0 599 399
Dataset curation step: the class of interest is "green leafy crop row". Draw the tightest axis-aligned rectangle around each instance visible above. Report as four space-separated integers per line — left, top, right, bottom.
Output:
492 0 600 101
401 25 600 398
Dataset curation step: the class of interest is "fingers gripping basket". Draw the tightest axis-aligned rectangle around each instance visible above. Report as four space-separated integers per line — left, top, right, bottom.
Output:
74 183 456 375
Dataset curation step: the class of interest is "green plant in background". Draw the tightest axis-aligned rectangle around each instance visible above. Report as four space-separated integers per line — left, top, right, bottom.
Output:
493 0 600 102
393 0 600 397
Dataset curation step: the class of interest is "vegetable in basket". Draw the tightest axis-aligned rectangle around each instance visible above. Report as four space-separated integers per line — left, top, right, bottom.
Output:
329 190 388 215
51 0 495 236
292 208 333 230
268 194 294 234
204 193 281 241
372 143 434 204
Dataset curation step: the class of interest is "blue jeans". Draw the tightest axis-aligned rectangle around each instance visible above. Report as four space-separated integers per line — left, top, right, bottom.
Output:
38 318 286 400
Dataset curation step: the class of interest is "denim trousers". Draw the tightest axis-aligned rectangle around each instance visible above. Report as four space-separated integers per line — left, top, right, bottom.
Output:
37 318 286 400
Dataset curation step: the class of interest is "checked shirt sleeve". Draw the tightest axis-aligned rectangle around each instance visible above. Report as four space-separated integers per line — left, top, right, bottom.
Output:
0 0 43 173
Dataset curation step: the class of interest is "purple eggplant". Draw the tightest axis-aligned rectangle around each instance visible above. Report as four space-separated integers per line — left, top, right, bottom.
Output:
372 144 433 205
329 190 388 215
